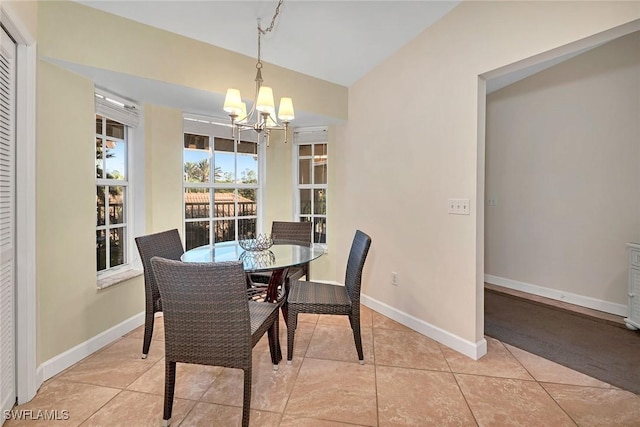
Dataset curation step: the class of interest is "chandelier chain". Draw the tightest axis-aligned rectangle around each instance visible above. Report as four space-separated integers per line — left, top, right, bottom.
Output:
256 0 284 68
258 0 284 35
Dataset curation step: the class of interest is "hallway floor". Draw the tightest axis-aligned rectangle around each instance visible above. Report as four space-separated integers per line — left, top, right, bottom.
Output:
5 305 640 426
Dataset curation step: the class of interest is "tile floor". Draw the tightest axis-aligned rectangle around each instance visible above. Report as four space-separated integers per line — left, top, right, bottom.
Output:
5 305 640 426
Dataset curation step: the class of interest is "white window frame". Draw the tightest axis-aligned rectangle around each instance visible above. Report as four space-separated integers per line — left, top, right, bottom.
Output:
182 114 265 249
95 90 144 288
293 126 328 247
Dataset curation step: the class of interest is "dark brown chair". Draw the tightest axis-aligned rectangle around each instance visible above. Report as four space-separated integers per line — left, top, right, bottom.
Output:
272 220 314 280
134 229 184 359
248 221 313 292
287 230 371 364
151 257 281 427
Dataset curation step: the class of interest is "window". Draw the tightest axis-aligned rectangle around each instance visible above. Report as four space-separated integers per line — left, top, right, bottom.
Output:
96 115 128 271
183 116 263 251
94 90 140 276
294 127 328 244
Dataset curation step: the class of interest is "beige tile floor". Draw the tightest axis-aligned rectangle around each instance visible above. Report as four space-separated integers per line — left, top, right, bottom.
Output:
6 305 640 426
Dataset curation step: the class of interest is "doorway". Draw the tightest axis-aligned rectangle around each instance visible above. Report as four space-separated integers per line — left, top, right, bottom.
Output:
483 30 640 317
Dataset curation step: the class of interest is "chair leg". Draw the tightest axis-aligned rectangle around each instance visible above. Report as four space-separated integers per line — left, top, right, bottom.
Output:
280 304 288 328
349 314 365 364
287 308 298 363
242 367 252 427
267 315 282 368
163 361 176 426
142 310 155 358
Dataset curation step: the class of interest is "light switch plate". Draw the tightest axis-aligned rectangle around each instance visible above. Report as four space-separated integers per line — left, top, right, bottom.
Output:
448 199 470 215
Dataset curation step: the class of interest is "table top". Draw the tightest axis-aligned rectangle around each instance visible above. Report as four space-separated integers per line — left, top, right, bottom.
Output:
181 241 325 272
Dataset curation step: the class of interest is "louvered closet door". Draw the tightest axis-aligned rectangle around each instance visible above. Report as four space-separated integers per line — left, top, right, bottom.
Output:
0 26 17 418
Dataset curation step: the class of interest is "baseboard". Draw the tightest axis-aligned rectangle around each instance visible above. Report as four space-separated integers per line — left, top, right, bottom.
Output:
38 311 145 384
484 274 627 317
361 294 487 360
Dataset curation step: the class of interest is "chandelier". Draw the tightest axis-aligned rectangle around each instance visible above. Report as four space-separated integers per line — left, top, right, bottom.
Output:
223 0 294 145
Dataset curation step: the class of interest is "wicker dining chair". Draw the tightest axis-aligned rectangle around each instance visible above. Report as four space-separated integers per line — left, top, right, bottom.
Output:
150 257 281 427
287 230 372 364
134 229 184 359
248 221 313 293
272 220 314 280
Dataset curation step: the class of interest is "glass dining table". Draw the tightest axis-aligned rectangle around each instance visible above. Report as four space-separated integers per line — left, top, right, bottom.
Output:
181 240 325 303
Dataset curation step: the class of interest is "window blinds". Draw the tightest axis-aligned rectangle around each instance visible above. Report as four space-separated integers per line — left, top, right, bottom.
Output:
95 89 139 127
293 126 328 144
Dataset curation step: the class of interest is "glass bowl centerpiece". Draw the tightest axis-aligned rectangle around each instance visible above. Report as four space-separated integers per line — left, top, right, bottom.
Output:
240 249 276 269
238 233 274 252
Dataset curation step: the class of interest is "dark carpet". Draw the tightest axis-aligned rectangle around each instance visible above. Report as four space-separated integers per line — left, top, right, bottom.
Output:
484 289 640 395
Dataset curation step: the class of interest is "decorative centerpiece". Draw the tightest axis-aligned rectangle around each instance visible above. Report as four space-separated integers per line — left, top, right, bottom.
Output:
238 233 274 252
240 249 276 269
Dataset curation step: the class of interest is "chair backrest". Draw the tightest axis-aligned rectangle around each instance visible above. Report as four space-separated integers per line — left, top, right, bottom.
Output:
135 229 185 304
271 221 313 244
344 230 372 305
150 257 252 368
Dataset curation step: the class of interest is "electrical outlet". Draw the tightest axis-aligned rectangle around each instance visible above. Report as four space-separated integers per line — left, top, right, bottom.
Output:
391 272 399 286
487 198 497 206
448 199 470 215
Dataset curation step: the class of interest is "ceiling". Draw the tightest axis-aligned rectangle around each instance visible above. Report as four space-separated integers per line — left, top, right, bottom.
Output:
76 0 460 87
61 1 604 126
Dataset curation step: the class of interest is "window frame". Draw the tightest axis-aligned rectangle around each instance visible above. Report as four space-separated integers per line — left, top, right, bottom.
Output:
293 126 329 246
95 89 144 286
95 114 131 275
182 114 265 250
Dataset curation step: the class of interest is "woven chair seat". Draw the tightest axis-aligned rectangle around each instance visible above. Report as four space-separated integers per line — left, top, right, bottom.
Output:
249 301 280 346
287 281 352 315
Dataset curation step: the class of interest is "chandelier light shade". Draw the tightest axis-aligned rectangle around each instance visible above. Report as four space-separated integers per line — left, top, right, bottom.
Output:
278 97 295 121
223 0 294 145
256 86 275 112
223 89 243 115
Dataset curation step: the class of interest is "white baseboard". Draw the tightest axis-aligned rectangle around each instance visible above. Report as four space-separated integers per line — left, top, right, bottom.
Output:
361 294 487 361
37 312 145 384
484 274 627 317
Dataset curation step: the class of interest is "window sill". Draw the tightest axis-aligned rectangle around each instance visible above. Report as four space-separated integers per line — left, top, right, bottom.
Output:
97 268 143 290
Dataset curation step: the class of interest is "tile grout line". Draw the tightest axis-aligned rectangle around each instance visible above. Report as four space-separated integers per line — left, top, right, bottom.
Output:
502 341 580 426
276 315 315 425
372 317 380 427
439 343 480 426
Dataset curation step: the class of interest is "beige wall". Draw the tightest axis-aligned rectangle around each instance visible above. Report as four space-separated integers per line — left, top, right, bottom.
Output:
36 61 145 363
35 1 347 365
265 132 293 228
144 105 184 234
3 0 38 40
343 1 640 344
485 32 640 308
